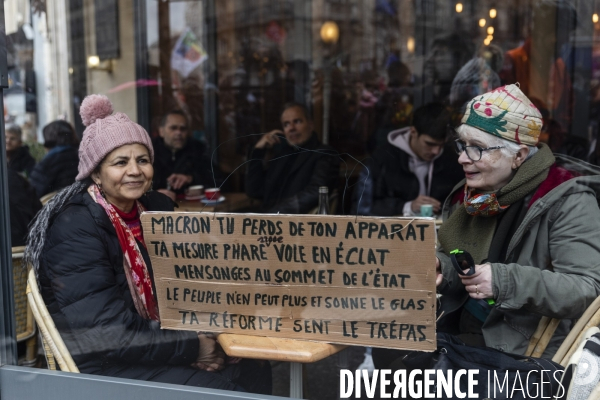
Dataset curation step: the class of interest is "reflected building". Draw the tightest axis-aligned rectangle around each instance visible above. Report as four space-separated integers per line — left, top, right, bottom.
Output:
8 0 600 198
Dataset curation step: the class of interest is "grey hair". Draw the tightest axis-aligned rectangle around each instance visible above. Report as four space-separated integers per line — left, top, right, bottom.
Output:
456 124 538 160
6 125 22 139
24 180 91 273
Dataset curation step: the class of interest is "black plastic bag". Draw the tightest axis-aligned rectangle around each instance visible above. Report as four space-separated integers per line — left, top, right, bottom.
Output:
400 333 564 399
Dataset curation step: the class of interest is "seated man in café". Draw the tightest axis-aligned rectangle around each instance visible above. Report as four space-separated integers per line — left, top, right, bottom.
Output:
352 103 463 216
246 102 339 214
29 120 80 198
8 167 42 247
5 124 36 178
153 110 221 200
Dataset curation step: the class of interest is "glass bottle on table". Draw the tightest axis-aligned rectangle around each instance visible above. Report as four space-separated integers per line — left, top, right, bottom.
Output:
317 186 329 215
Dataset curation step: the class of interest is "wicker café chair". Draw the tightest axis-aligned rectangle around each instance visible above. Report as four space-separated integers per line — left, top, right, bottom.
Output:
26 267 79 373
12 246 37 366
534 298 600 399
552 296 600 367
521 295 600 367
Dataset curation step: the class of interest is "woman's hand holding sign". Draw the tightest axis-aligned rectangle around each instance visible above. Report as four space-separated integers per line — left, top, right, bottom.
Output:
192 333 226 372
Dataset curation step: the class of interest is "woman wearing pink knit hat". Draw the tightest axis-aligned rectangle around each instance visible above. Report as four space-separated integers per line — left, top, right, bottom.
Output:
25 95 271 393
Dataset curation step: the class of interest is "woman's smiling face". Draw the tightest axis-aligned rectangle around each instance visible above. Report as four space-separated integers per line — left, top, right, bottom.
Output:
456 126 529 192
458 138 515 192
92 144 153 212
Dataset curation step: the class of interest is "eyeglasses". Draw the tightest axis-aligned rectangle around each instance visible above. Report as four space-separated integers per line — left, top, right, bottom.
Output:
454 140 504 161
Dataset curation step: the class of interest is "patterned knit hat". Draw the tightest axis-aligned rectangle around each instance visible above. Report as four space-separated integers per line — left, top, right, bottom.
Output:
461 84 542 146
76 95 154 180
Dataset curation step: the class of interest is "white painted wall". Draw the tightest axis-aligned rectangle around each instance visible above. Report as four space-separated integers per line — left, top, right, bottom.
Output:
85 0 137 121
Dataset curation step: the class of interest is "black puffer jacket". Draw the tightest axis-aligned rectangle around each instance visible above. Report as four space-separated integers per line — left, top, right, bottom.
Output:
8 168 42 246
8 146 36 177
38 189 271 392
38 190 199 373
358 140 464 216
152 137 223 194
246 133 340 214
30 147 79 197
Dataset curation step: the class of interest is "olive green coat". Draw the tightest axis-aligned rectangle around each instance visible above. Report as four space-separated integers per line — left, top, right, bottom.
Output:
438 157 600 358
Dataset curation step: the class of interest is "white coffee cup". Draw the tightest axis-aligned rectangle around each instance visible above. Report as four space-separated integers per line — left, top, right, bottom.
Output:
186 185 204 197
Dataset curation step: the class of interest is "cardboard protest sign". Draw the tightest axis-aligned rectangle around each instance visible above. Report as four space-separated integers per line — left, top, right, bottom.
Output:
141 213 437 351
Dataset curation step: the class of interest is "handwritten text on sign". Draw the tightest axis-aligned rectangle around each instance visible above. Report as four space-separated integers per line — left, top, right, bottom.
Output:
141 213 437 351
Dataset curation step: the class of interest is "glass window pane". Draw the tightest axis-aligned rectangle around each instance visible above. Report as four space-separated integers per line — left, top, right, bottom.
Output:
4 0 600 396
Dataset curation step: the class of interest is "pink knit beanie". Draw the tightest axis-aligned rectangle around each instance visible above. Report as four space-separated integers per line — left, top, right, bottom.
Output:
76 94 154 181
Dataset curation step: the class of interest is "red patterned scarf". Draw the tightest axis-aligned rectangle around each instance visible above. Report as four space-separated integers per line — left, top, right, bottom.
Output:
463 185 509 217
438 144 555 263
88 184 159 321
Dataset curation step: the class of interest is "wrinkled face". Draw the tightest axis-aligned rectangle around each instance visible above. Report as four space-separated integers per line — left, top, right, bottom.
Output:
458 138 515 192
92 144 153 212
281 106 313 146
159 114 189 151
5 132 21 152
409 129 445 161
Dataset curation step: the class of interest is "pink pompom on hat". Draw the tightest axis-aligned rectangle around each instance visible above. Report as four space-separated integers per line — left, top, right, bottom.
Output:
76 94 154 181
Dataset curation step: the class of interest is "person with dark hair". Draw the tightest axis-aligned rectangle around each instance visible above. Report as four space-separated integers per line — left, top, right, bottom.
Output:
152 110 221 200
246 102 340 214
25 95 271 393
5 125 36 177
353 103 463 216
29 120 79 197
8 167 42 246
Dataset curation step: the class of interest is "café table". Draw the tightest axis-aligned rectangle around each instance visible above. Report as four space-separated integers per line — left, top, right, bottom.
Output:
177 192 260 213
179 194 337 397
217 334 347 398
178 198 343 397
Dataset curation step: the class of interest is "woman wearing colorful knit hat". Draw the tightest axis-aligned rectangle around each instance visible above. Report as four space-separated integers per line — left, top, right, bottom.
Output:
372 84 600 370
437 84 600 355
25 95 271 394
